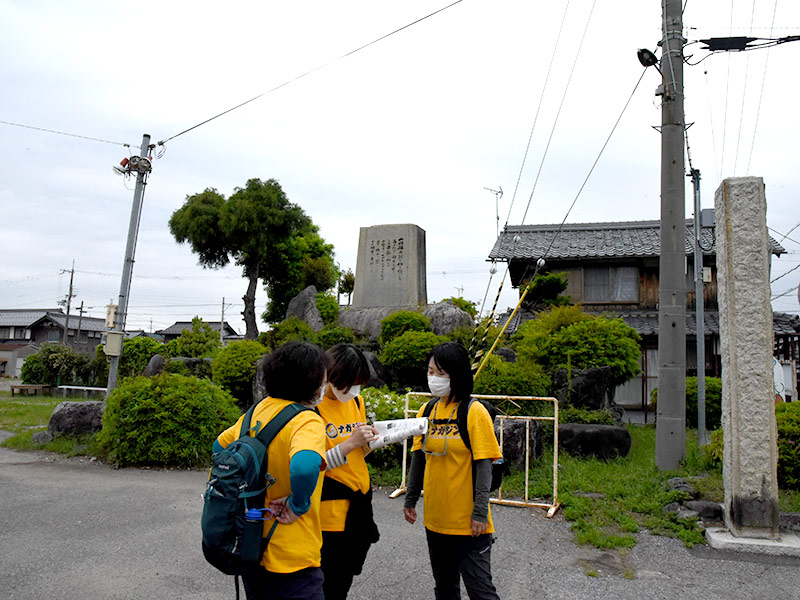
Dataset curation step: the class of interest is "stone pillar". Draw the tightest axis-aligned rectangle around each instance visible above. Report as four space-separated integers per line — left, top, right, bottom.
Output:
715 177 780 539
352 224 427 308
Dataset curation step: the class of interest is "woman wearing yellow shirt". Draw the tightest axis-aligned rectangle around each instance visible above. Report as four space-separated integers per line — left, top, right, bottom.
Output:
317 343 380 600
214 342 329 600
403 342 502 600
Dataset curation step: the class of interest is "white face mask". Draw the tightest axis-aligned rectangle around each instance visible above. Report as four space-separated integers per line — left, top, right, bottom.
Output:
309 384 325 408
427 375 451 398
332 385 361 403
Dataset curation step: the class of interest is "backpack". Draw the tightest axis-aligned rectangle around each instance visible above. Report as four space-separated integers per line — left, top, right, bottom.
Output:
201 402 308 582
422 397 509 491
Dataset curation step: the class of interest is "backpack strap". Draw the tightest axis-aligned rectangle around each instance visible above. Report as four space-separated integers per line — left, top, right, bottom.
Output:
239 404 257 438
457 398 475 452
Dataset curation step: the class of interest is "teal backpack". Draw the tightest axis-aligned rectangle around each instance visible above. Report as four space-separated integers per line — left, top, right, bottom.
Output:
201 402 308 584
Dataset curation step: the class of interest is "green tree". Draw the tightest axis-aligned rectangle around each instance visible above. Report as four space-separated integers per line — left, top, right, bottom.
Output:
173 317 222 358
170 178 334 338
520 272 571 312
338 269 355 305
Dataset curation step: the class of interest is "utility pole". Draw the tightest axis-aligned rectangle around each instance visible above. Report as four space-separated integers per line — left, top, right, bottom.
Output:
691 169 708 447
76 300 85 348
106 134 152 397
59 261 76 346
220 297 226 346
656 0 687 470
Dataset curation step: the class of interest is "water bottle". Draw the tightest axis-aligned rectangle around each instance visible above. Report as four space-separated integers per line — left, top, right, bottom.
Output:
240 508 271 563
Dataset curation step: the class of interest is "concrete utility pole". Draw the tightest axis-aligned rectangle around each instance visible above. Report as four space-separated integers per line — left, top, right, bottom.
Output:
60 261 76 346
106 134 152 397
656 0 687 470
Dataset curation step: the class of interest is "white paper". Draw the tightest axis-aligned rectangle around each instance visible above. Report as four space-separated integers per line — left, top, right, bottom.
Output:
368 417 429 450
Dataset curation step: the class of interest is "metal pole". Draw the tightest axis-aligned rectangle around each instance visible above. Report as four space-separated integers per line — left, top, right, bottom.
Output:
63 261 75 346
656 0 687 469
692 169 707 446
107 134 151 396
220 297 225 346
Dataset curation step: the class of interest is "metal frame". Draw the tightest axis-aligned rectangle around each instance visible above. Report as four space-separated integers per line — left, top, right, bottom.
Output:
389 392 560 518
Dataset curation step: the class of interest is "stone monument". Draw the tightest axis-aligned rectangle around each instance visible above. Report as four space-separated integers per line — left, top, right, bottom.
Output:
714 176 780 540
352 224 427 308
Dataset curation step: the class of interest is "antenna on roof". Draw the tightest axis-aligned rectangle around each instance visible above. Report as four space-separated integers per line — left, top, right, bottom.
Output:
484 186 503 237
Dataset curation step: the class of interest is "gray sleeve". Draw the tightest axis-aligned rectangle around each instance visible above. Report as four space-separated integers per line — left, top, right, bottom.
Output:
471 459 492 523
403 450 426 509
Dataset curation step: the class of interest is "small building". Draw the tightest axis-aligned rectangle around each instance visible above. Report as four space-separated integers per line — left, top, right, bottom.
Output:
0 308 107 357
488 218 798 409
156 321 241 344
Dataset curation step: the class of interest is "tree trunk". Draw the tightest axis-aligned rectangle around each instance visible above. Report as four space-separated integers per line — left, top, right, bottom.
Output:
242 265 259 340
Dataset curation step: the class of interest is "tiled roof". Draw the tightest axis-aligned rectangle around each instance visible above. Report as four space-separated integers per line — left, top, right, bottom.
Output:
0 309 63 327
488 220 787 261
44 312 107 332
157 321 239 336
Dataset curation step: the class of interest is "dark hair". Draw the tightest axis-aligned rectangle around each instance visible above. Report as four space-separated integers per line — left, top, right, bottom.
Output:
327 343 370 390
262 342 329 404
428 342 472 404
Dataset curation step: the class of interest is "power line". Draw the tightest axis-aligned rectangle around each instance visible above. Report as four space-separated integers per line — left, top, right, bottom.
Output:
772 284 800 301
746 0 778 174
0 119 130 147
157 0 465 147
771 263 800 284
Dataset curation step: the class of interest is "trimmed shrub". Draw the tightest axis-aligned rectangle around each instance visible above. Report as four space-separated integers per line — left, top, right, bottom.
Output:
685 377 722 429
172 317 222 358
96 373 240 467
21 343 92 386
315 292 339 326
212 340 267 408
380 330 445 390
379 311 431 347
559 406 616 425
119 337 165 380
317 325 357 349
776 402 800 490
444 296 477 317
258 316 318 350
474 355 550 398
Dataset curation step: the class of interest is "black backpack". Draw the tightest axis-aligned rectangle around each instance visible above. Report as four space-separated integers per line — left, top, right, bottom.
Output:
422 397 509 491
201 402 308 582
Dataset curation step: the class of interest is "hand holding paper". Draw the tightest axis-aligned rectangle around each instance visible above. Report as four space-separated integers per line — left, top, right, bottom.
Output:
367 417 429 450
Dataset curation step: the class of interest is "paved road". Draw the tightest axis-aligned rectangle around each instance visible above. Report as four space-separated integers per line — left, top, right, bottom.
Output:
2 436 800 600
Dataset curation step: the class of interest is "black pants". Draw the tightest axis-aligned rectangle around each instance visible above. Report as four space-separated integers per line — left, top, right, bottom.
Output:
241 566 324 600
320 530 369 600
425 529 501 600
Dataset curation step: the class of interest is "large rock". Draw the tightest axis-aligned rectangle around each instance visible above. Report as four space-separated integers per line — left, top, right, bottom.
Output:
362 351 388 389
552 367 617 411
494 347 516 363
285 285 324 332
251 356 268 409
143 354 166 377
338 306 412 340
496 418 543 468
421 302 474 336
48 401 105 437
169 357 213 378
558 423 631 459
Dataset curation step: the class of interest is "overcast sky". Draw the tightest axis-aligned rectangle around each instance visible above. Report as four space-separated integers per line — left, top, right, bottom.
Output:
2 0 798 335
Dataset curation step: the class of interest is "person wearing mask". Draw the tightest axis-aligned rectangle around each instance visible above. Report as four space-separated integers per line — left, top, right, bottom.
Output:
317 343 380 600
213 342 329 600
403 342 502 600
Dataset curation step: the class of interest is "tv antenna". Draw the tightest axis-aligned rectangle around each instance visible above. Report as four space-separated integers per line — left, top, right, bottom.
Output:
484 186 503 237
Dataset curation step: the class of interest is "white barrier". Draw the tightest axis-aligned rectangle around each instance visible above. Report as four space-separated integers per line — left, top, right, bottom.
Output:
390 392 560 518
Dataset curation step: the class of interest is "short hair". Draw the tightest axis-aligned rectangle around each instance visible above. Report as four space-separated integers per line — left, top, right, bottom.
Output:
428 342 473 404
262 342 329 404
327 343 370 390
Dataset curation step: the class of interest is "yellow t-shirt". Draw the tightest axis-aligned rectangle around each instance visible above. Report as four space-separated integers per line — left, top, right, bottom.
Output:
411 399 502 535
216 397 326 573
317 393 371 532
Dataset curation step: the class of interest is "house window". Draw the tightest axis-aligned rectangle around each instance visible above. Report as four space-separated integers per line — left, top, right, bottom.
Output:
0 327 9 338
15 328 27 339
48 330 60 342
584 267 638 302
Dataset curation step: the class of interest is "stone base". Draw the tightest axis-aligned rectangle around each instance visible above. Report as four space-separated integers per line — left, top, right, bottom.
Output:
705 527 800 557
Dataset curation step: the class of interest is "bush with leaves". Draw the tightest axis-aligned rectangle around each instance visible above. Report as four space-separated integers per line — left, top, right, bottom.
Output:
473 355 550 399
380 330 446 390
443 296 477 317
212 340 267 409
651 376 723 429
96 373 240 467
317 325 357 349
379 311 431 347
776 402 800 490
171 317 222 358
315 292 339 326
514 307 640 387
21 343 92 386
119 336 165 380
258 316 318 350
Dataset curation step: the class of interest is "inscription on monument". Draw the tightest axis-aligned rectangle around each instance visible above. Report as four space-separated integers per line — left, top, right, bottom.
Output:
369 237 405 281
